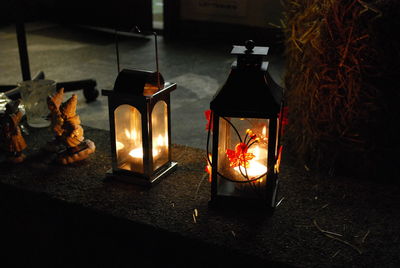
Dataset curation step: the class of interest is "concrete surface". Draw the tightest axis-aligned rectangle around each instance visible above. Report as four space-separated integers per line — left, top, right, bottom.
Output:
1 126 399 267
0 21 285 149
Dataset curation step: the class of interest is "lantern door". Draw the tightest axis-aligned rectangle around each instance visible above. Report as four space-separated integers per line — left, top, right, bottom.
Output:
214 116 278 200
151 100 170 171
102 71 177 186
114 104 144 173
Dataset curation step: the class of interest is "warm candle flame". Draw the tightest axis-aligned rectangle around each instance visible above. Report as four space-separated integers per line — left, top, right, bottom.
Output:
116 141 124 150
226 131 268 179
252 146 261 160
129 148 143 158
129 147 159 159
233 145 267 178
125 129 137 140
262 126 267 136
123 133 167 160
157 134 167 147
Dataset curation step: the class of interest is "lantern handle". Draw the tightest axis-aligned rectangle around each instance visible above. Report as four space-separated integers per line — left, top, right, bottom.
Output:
134 26 161 90
154 31 161 89
115 26 161 89
114 28 120 74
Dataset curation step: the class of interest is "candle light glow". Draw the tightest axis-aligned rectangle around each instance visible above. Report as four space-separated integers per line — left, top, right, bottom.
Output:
116 141 124 150
234 161 267 177
206 153 212 182
129 147 160 159
233 145 267 178
119 131 167 159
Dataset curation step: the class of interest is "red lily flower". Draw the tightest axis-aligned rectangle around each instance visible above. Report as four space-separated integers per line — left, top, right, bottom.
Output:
204 110 213 131
226 142 255 168
279 106 289 135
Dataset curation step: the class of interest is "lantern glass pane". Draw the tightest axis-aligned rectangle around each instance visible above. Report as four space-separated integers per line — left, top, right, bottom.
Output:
275 118 279 156
114 105 143 173
217 117 269 198
275 117 281 173
151 101 169 171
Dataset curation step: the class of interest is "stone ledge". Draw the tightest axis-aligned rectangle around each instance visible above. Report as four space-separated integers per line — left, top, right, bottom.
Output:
1 126 399 267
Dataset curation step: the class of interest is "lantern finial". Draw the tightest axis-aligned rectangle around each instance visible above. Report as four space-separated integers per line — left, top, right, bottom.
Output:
245 40 255 52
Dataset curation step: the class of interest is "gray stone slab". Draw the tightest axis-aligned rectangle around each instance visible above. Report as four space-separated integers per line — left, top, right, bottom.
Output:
1 126 399 267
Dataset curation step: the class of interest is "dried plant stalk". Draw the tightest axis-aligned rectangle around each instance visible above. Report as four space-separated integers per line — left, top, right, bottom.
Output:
283 0 400 178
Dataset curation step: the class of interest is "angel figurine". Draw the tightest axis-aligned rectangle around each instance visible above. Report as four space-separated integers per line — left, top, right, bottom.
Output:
1 99 27 163
57 94 95 164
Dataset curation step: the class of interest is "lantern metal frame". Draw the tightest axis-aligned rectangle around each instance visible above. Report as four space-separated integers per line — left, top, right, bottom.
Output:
102 69 177 187
207 41 284 209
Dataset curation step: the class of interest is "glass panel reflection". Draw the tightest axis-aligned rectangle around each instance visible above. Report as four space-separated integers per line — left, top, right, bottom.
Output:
217 117 269 198
152 101 169 171
114 105 143 173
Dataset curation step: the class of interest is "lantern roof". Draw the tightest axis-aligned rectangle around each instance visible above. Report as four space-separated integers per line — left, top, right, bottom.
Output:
102 69 176 98
114 69 164 95
231 44 269 57
210 42 283 118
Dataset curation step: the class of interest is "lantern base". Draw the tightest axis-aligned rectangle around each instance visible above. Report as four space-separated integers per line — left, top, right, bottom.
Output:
208 197 276 214
105 161 178 187
209 178 279 212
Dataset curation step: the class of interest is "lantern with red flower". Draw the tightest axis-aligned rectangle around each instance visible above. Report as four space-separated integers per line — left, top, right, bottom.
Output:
207 40 284 209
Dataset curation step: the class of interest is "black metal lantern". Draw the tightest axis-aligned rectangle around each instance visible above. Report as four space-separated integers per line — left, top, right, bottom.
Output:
207 40 283 209
102 69 177 186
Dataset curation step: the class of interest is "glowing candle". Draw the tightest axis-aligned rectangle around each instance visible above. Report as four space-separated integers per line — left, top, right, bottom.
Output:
261 126 268 142
233 145 267 178
116 141 124 150
234 161 267 177
156 134 167 147
262 126 267 136
129 147 159 159
125 129 138 140
152 134 168 160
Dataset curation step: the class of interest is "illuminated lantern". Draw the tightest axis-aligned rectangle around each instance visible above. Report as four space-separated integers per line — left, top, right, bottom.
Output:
207 40 283 209
102 69 177 186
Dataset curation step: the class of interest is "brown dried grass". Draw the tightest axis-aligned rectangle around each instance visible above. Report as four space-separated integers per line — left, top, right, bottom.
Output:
283 0 400 178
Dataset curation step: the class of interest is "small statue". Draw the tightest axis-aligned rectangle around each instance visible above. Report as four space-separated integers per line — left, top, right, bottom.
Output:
45 87 64 152
1 99 27 163
57 94 95 164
